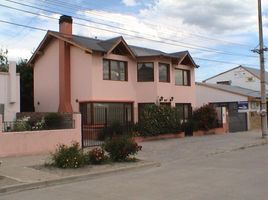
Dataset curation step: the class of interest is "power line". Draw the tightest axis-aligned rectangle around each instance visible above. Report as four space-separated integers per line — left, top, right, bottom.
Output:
40 0 253 48
193 57 258 67
0 19 47 32
0 19 259 68
2 0 258 58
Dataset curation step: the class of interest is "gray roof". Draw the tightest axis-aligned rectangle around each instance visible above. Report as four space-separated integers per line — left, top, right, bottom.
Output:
204 65 268 83
197 82 268 98
242 66 268 84
51 31 189 59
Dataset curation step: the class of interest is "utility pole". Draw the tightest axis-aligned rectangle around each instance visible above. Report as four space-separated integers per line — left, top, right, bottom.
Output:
257 0 268 138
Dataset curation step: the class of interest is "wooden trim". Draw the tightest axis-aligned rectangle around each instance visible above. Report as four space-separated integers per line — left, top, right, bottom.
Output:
159 62 170 83
137 62 154 82
174 68 191 86
178 52 198 68
107 37 136 59
28 31 93 66
103 59 128 81
28 32 52 65
50 32 92 54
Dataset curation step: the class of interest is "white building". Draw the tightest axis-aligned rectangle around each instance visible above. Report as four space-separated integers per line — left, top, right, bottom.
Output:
196 82 265 132
0 62 20 122
203 65 268 91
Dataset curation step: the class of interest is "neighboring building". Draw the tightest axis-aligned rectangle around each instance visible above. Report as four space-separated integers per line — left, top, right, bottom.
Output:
0 62 20 122
29 15 198 126
203 65 268 91
196 82 266 132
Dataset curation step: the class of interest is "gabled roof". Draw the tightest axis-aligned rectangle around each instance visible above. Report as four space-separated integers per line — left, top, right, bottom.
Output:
196 82 268 98
28 31 198 68
203 65 268 83
170 51 198 68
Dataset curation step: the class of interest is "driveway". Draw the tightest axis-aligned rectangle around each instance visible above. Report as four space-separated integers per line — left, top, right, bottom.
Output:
1 130 268 200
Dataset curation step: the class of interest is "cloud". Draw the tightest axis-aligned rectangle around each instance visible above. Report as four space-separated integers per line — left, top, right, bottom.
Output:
122 0 137 7
139 0 266 34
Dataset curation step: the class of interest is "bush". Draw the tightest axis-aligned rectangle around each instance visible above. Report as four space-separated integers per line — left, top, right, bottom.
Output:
28 116 45 130
87 148 106 164
102 137 142 162
51 142 85 168
44 113 64 129
13 117 31 132
192 104 218 131
136 105 181 136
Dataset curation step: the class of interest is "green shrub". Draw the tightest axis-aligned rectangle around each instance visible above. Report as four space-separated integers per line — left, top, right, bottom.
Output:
13 117 31 132
192 104 218 131
102 137 142 162
28 116 45 130
51 142 85 168
136 105 181 136
87 148 106 164
44 113 63 129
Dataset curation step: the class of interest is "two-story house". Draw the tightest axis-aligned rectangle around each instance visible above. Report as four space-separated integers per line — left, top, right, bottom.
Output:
29 15 198 143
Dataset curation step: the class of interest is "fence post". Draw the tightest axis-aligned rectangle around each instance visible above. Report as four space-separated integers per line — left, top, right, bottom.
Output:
73 113 82 147
0 114 2 133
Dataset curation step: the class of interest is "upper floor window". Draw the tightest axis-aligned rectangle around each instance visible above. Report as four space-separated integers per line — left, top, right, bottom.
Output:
159 63 170 82
137 62 154 82
175 69 190 86
103 59 127 81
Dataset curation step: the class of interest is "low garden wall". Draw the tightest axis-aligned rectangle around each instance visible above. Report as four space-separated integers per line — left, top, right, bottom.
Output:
0 114 81 157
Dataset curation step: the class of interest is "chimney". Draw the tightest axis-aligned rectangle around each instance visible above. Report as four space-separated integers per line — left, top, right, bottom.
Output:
58 15 73 113
59 15 73 38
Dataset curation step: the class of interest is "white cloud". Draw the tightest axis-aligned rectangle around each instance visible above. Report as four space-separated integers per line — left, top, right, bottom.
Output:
122 0 137 7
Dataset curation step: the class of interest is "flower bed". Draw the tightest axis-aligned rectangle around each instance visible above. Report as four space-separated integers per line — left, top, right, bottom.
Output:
133 132 185 143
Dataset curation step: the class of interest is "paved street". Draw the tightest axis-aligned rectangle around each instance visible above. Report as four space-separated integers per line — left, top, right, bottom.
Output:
1 131 268 200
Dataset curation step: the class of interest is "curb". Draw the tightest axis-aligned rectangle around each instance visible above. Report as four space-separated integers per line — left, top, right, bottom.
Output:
0 161 160 195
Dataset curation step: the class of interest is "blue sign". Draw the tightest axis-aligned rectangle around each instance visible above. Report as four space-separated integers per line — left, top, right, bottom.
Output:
238 101 248 110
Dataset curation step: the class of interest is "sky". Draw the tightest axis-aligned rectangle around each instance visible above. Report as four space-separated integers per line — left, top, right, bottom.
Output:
0 0 267 81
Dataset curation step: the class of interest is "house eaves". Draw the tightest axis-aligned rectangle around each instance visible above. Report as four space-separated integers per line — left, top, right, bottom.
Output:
196 82 265 98
28 31 93 66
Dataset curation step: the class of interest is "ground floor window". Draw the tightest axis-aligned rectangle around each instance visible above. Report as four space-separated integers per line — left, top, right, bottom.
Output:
175 103 191 122
80 102 133 125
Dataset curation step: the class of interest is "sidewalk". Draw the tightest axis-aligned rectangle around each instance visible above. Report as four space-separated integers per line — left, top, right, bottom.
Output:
0 153 158 194
0 130 267 195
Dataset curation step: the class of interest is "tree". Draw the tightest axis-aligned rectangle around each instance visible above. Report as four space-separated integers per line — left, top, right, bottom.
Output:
0 49 8 72
16 59 34 112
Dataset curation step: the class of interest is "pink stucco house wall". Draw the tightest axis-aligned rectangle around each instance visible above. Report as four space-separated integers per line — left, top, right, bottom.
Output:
29 15 198 124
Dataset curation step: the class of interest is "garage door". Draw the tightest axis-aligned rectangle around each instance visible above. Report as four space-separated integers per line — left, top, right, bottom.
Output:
228 112 247 132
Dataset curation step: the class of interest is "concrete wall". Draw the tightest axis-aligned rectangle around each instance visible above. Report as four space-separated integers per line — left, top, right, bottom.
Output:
204 66 267 91
0 62 20 122
195 84 247 107
34 39 59 112
0 114 81 157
